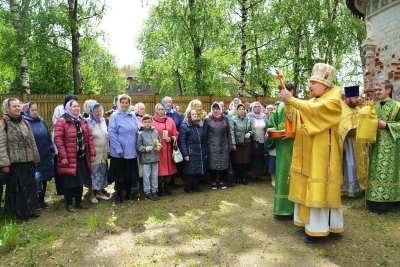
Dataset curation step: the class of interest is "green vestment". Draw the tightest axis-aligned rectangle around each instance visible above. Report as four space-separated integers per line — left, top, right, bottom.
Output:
368 99 400 203
268 104 295 215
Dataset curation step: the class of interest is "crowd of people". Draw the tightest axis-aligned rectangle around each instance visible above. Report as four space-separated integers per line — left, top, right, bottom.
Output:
0 63 399 245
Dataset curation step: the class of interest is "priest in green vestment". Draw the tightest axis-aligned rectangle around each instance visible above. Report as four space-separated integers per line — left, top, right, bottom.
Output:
367 80 400 213
267 82 296 218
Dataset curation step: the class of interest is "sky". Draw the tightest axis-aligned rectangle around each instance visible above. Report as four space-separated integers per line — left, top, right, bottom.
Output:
98 1 155 67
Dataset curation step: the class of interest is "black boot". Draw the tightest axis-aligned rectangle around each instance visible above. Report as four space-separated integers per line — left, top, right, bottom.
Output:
236 175 240 184
164 182 172 195
184 183 193 193
115 195 122 204
242 176 247 185
158 183 166 196
192 182 203 192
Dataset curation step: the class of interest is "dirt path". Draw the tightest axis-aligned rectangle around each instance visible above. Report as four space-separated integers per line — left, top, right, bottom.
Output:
1 178 400 266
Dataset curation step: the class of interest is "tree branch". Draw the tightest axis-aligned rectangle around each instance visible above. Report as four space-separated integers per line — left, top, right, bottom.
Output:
248 0 263 10
244 36 280 53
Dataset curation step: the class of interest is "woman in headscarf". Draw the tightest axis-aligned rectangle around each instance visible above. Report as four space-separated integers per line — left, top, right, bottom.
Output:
184 99 207 127
247 101 269 181
22 101 55 209
108 94 139 204
161 96 181 130
178 109 207 193
0 98 40 219
152 103 179 195
204 102 232 190
229 103 253 184
87 102 110 203
54 99 96 212
52 94 78 195
134 102 146 128
82 99 96 118
228 98 242 116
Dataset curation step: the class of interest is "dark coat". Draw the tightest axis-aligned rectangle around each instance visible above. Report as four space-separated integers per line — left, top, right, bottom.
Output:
166 111 181 131
178 120 207 175
23 115 55 181
54 114 96 176
203 115 231 170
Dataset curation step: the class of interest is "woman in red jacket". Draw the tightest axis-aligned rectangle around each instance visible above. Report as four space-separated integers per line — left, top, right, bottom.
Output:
152 103 179 195
54 99 96 212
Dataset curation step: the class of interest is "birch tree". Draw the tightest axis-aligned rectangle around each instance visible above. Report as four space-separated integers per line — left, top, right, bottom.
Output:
10 0 30 94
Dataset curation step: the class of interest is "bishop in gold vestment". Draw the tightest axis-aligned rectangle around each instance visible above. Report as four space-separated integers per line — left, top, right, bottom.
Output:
280 63 343 242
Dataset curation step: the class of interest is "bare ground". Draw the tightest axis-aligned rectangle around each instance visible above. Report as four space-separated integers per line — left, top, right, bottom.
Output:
1 175 400 267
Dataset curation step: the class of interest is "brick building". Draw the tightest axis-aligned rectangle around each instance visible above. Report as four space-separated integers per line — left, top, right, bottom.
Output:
347 0 400 99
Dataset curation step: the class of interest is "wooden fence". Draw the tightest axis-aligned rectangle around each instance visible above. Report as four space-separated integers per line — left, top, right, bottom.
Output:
0 93 280 129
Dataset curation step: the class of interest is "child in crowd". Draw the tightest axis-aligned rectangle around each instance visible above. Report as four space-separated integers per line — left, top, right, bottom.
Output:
136 114 162 201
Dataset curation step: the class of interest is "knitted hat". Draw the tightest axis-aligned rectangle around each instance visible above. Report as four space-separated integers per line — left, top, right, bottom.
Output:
309 63 336 88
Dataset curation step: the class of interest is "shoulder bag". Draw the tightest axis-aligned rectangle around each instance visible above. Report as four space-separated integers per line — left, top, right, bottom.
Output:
172 139 183 163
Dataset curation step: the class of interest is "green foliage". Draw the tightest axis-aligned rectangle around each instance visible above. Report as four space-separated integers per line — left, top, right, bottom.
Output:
0 0 126 94
86 213 102 233
25 241 39 267
0 219 18 249
138 0 234 96
138 0 364 96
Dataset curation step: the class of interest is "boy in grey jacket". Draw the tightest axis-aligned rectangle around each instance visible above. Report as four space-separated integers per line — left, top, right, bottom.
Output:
136 114 162 201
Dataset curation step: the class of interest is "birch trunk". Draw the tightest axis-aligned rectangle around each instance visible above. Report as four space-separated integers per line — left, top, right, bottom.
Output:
10 0 30 94
239 0 248 96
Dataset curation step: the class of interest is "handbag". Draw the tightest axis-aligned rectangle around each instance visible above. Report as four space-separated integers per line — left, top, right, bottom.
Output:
172 139 183 163
234 119 247 146
235 137 245 146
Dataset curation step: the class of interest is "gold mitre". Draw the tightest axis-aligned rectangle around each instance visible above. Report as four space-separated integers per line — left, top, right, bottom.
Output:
309 63 336 88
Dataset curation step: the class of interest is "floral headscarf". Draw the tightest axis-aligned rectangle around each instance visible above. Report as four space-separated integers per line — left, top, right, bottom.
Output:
22 101 34 117
22 101 41 121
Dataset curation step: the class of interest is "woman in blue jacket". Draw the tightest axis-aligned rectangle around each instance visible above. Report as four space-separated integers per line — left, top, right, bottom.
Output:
108 94 139 204
22 102 55 209
178 109 207 193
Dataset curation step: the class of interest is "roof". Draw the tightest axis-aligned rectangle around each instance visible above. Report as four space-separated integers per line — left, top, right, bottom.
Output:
120 68 136 78
346 0 364 18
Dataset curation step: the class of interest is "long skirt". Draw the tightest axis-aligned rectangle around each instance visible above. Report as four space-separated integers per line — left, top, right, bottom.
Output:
231 142 251 165
91 163 108 190
250 141 265 173
62 157 90 189
109 157 139 184
4 162 38 218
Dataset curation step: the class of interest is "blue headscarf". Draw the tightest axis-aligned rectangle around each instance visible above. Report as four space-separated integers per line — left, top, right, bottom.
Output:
161 96 174 115
89 102 103 130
